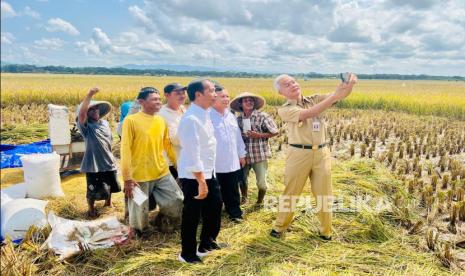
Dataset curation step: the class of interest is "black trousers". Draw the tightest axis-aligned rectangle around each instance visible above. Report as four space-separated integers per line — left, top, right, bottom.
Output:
169 166 178 180
85 171 121 201
180 177 222 257
217 170 243 219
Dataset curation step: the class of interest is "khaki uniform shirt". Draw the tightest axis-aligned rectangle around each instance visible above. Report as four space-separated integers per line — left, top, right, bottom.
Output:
277 95 328 146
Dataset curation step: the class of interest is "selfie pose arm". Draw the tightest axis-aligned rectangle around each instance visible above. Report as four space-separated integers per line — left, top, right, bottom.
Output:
78 87 99 125
298 73 357 121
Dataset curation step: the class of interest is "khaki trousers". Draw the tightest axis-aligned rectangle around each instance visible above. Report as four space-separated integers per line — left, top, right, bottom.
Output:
274 146 333 237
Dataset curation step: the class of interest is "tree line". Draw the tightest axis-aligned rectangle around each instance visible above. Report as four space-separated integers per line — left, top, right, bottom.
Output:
1 64 464 81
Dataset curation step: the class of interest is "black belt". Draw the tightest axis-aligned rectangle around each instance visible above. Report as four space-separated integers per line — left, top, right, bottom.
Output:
290 143 327 150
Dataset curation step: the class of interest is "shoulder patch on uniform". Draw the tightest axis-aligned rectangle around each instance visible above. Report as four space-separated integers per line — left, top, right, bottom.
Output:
304 95 319 103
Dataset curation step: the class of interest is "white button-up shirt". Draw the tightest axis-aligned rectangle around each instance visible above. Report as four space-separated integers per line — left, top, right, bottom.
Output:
177 103 217 179
159 104 185 165
210 108 246 173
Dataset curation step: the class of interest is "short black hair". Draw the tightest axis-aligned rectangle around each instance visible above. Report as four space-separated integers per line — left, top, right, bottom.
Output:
214 82 224 92
137 86 159 100
187 79 209 101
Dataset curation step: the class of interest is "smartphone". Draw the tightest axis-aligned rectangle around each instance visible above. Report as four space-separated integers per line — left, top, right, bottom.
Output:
340 72 350 83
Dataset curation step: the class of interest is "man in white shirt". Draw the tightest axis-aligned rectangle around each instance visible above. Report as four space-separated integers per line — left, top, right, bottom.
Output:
210 83 246 223
177 79 221 264
159 83 187 179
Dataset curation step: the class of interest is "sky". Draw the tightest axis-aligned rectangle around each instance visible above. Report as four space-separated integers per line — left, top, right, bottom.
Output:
1 0 465 75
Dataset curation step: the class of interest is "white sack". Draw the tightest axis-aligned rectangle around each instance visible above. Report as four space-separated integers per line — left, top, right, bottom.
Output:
43 213 130 259
48 104 71 145
1 183 26 206
20 153 64 199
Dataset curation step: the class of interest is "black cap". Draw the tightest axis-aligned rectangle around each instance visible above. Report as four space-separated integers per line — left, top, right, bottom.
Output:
164 83 187 94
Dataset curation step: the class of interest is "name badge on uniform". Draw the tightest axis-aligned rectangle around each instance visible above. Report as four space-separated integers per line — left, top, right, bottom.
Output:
312 120 321 132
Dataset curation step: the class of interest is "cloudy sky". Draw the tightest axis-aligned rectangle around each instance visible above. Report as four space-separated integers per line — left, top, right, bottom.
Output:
1 0 464 75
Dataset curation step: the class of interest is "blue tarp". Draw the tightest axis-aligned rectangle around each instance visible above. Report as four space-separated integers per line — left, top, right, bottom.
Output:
0 140 52 169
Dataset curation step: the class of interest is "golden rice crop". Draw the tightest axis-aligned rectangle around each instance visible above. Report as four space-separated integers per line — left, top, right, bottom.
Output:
1 73 464 119
1 73 464 273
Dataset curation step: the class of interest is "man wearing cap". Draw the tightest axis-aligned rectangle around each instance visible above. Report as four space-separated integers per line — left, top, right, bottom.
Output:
159 83 187 180
230 92 279 206
77 87 120 218
177 79 222 263
210 83 246 223
121 87 184 236
270 73 357 240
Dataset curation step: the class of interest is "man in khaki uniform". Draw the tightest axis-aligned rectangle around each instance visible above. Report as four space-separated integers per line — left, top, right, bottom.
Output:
270 73 357 240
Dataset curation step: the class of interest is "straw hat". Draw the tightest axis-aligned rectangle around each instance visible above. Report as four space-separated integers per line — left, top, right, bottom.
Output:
76 100 112 119
230 92 266 112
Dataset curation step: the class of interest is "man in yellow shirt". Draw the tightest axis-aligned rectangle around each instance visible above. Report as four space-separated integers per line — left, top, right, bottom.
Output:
121 87 184 236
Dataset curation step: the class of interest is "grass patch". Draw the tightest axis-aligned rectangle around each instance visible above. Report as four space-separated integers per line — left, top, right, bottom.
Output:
0 123 48 145
1 154 457 275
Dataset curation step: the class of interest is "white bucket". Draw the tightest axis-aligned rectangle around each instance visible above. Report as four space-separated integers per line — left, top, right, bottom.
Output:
0 198 48 242
20 153 64 199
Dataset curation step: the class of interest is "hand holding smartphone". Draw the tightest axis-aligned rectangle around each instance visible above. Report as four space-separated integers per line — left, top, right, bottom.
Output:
340 72 350 83
335 72 357 100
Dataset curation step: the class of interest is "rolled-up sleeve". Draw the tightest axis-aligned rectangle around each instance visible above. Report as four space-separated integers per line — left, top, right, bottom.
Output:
263 114 279 134
178 117 204 173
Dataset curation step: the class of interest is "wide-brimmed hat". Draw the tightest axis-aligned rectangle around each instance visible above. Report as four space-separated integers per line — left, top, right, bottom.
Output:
76 100 112 119
230 92 266 112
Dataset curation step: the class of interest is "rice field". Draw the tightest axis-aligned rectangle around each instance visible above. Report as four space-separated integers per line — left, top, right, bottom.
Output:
1 152 462 275
1 73 464 121
0 73 464 274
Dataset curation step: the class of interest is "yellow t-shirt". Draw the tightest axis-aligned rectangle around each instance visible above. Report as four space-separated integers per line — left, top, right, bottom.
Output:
121 111 176 182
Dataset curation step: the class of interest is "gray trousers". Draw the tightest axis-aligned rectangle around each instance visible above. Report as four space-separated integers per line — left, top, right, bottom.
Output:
243 160 268 191
128 174 184 231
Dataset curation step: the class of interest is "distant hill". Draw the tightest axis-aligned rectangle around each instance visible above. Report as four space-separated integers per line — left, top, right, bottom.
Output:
1 63 464 81
122 64 226 72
